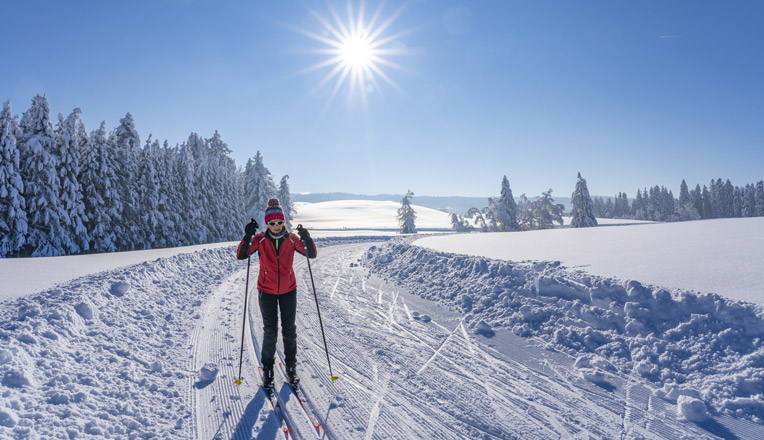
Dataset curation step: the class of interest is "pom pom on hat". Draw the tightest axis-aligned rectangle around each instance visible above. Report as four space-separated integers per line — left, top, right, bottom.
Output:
265 198 286 223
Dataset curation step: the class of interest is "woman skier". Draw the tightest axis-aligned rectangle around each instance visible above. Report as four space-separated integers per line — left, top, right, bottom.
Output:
236 198 317 388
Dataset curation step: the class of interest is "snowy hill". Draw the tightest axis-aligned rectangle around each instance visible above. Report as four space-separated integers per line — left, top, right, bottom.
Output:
292 200 452 231
2 211 764 438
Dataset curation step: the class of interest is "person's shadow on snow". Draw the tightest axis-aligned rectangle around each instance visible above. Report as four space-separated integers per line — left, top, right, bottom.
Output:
229 388 278 439
697 418 739 440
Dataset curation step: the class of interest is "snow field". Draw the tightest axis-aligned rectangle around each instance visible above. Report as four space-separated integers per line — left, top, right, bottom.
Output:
0 248 240 438
365 238 764 426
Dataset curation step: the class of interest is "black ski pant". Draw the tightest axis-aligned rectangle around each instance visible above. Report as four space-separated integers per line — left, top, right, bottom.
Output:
258 289 297 369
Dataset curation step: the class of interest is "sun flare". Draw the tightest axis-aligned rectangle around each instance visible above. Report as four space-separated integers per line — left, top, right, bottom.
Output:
296 1 411 108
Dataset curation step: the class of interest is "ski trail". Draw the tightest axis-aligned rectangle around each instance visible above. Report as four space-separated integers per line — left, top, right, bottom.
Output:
386 290 400 329
330 277 341 299
363 365 387 440
416 317 465 375
188 270 274 440
399 294 413 320
377 282 384 304
458 321 476 355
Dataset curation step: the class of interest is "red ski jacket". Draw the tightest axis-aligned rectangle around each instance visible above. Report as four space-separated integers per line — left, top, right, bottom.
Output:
236 231 317 295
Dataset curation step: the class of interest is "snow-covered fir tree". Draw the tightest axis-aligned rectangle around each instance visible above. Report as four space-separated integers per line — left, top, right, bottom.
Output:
176 140 202 246
466 207 487 232
593 197 605 218
55 108 89 253
679 179 691 206
678 182 701 220
0 100 28 257
18 94 67 256
570 172 597 228
277 175 296 229
495 175 519 231
676 202 701 221
398 190 417 234
450 213 471 232
518 190 564 230
207 131 240 241
137 136 163 248
741 184 755 217
79 121 121 253
244 151 277 221
155 141 180 247
186 133 212 243
756 181 764 217
484 198 500 232
691 184 704 219
701 185 712 219
604 197 614 218
111 112 142 250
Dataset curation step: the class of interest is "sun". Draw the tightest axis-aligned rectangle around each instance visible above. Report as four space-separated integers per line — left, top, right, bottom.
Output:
295 1 411 109
340 34 373 69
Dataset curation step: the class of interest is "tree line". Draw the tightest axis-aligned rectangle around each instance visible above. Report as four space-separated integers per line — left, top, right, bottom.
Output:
449 172 764 234
0 94 294 258
594 179 764 222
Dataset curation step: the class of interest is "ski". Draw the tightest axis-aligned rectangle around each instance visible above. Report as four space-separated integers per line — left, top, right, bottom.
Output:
278 362 324 436
259 366 294 439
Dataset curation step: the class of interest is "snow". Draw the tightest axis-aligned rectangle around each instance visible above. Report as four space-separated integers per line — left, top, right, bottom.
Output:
0 241 234 301
2 201 764 439
678 395 710 422
414 217 764 304
292 200 452 230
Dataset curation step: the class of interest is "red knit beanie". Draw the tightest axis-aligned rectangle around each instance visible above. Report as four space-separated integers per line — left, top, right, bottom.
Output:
264 198 285 223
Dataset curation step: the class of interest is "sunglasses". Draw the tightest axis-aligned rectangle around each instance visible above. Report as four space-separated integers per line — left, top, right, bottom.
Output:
268 221 284 226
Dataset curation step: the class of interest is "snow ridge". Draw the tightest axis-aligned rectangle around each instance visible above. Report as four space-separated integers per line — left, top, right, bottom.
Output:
0 247 239 438
365 239 764 423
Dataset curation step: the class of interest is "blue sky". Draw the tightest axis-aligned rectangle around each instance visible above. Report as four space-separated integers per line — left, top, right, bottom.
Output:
2 0 763 198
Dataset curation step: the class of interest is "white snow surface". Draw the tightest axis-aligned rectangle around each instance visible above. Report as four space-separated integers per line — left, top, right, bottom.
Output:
3 202 764 439
415 217 764 304
292 200 452 230
0 242 235 301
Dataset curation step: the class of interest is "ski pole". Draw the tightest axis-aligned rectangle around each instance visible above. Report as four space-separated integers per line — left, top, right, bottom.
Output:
234 254 251 386
298 224 338 382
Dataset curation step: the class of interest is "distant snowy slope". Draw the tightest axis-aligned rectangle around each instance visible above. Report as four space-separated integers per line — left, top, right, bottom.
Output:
415 217 764 304
292 200 452 230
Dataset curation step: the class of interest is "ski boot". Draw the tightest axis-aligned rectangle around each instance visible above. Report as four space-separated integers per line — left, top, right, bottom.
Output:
286 364 300 385
262 366 275 390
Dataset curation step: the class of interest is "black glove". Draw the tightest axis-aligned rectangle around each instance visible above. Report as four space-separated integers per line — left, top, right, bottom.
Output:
296 225 310 241
245 218 259 236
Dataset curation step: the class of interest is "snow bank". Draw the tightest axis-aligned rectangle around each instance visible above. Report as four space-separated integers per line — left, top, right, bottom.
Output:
0 247 239 438
365 239 764 423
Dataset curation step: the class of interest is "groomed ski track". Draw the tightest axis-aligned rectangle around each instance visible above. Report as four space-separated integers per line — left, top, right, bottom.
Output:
187 239 750 439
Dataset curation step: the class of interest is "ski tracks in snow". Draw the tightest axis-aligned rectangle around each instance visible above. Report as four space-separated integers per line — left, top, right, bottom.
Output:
187 268 284 440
